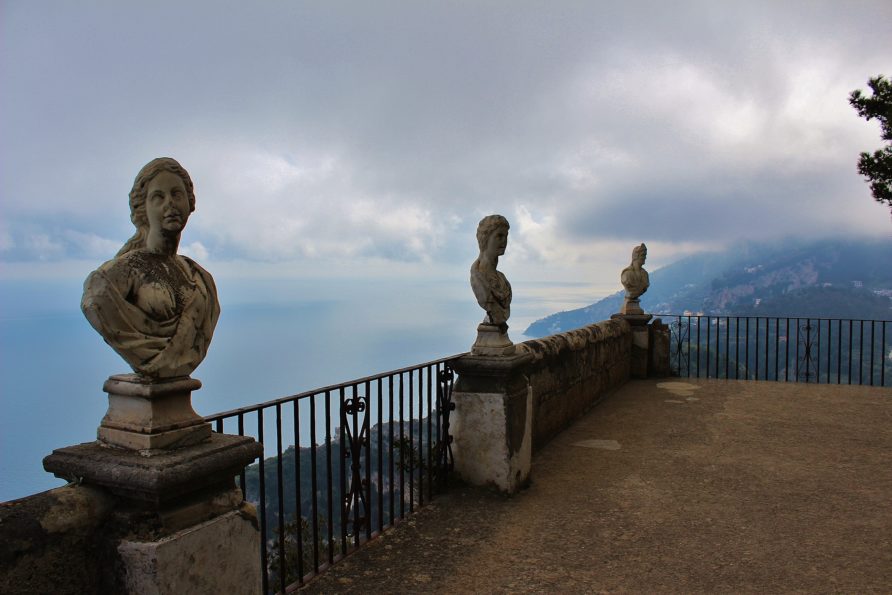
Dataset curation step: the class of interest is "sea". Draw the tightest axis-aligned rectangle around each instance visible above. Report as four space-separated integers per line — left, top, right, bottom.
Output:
0 272 596 502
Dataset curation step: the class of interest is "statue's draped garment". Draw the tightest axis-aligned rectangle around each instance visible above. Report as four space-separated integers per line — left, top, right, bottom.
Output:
82 253 220 378
471 261 512 326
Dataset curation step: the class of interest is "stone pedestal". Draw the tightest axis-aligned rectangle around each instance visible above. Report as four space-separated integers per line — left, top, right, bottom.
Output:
649 318 671 377
43 375 263 594
621 296 645 315
451 351 534 494
612 313 653 379
471 322 515 356
117 508 260 595
98 374 211 453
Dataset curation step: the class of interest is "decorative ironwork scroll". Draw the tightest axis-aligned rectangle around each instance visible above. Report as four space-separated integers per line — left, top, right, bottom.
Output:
436 362 456 490
341 392 369 539
670 317 690 376
797 319 818 382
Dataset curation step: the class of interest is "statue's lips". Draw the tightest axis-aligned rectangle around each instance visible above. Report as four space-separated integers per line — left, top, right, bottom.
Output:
163 213 183 224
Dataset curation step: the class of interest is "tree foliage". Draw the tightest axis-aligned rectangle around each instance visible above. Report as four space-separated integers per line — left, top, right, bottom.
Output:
849 75 892 212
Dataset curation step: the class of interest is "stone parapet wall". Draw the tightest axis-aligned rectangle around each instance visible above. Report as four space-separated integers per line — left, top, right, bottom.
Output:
521 319 631 452
0 485 115 595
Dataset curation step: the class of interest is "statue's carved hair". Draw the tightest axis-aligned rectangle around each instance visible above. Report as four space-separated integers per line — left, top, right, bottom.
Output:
117 157 196 257
632 243 647 260
476 214 510 251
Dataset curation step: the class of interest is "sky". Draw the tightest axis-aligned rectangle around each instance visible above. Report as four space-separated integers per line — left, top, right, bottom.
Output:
2 0 891 313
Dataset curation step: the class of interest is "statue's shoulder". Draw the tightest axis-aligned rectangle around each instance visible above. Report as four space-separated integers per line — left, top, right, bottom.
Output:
89 252 140 283
177 255 218 295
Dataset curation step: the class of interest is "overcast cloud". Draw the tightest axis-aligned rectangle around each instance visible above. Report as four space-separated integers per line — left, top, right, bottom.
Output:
2 0 890 289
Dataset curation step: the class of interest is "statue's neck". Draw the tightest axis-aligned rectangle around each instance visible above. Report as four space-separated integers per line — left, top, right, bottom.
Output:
479 252 499 269
145 230 180 256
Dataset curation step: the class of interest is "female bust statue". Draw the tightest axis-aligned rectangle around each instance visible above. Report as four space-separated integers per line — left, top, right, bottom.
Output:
470 214 512 327
81 158 220 379
620 243 649 315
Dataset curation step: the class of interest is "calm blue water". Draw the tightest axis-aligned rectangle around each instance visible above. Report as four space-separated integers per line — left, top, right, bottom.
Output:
0 275 553 502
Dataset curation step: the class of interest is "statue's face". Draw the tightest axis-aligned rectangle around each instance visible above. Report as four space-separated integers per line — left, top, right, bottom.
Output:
486 226 508 257
146 171 190 234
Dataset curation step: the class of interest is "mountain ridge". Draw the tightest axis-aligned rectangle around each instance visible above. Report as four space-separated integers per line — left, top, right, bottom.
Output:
524 238 892 338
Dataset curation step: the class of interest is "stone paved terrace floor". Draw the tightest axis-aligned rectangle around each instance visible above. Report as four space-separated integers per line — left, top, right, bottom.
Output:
299 379 892 594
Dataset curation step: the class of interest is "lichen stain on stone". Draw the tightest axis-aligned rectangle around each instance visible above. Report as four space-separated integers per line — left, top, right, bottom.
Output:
39 485 113 534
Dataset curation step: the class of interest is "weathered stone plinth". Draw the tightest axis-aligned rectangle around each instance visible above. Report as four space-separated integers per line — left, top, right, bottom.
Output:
117 508 260 595
620 297 645 315
44 432 263 594
98 374 211 452
648 318 671 377
451 350 534 494
471 322 515 356
612 313 653 378
44 433 260 506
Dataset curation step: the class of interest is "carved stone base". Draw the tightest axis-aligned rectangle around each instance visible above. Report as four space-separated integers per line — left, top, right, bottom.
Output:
471 323 515 356
620 297 645 315
612 313 653 378
117 507 261 595
44 433 262 508
98 374 211 453
611 312 653 327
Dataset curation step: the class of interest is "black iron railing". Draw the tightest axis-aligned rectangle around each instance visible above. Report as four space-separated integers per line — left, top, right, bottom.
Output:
205 354 460 594
661 315 891 386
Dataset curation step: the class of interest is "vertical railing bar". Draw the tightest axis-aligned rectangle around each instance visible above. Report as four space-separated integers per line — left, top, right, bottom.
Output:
754 317 760 381
725 316 730 379
215 418 223 434
310 394 319 574
859 320 864 385
257 411 269 595
416 368 424 507
388 376 395 526
816 319 822 383
275 403 286 595
398 373 405 520
705 315 711 379
870 321 876 387
363 381 372 543
686 315 692 377
435 362 443 488
715 316 720 379
237 413 246 497
785 318 790 382
837 320 842 385
377 377 383 534
764 316 769 381
735 317 740 380
339 387 347 556
696 316 701 378
409 368 415 513
351 384 360 550
827 318 833 384
292 401 304 586
745 317 750 380
848 320 853 385
795 318 801 381
882 321 887 387
324 390 334 565
774 318 779 382
427 365 434 502
805 319 812 383
826 320 832 384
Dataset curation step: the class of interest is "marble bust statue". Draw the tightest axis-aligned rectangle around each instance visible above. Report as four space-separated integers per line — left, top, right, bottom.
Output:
81 157 220 379
470 214 515 355
620 243 649 315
